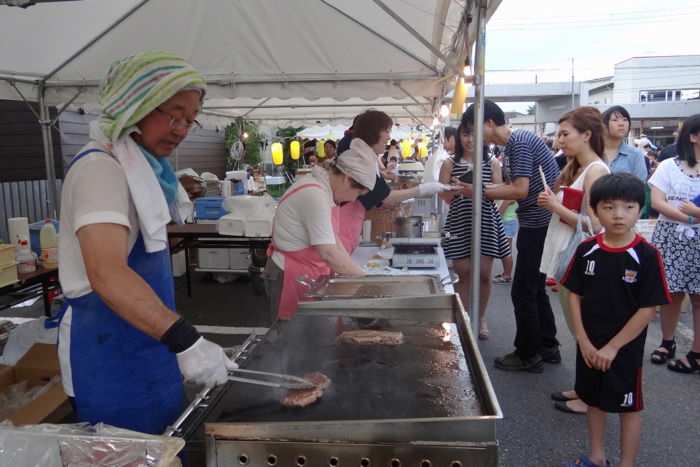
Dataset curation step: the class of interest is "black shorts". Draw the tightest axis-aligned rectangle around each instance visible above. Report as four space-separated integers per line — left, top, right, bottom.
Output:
574 340 645 413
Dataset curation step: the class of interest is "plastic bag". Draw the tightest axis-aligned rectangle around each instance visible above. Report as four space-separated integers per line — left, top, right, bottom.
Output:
0 422 184 466
0 318 58 366
554 215 593 282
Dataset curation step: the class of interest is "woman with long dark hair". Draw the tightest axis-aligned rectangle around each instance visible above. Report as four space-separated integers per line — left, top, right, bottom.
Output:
538 106 610 415
439 123 510 339
648 114 700 374
601 105 647 181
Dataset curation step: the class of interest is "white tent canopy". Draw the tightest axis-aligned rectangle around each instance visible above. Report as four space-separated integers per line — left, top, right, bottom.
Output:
295 123 426 141
0 0 500 120
0 0 500 217
297 125 349 140
202 96 434 125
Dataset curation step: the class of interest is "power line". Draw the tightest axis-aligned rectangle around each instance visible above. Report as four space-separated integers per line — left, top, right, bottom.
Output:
490 5 700 26
490 11 700 31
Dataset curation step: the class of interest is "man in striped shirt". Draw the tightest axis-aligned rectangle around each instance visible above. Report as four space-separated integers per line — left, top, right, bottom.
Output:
462 100 560 372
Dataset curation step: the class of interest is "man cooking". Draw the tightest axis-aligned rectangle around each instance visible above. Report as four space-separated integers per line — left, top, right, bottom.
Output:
264 141 377 320
57 52 235 434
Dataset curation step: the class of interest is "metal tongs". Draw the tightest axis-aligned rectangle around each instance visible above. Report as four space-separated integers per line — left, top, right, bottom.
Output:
227 368 315 390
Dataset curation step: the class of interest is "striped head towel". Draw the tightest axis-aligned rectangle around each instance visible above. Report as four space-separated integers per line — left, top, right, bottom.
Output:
82 52 205 252
95 51 206 144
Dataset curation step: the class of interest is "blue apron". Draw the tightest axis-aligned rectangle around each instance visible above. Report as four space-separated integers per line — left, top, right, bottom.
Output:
63 148 184 434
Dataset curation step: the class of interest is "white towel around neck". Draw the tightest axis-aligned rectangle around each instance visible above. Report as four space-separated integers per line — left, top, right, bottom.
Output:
88 122 193 252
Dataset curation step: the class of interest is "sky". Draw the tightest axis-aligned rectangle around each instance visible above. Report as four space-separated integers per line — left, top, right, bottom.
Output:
483 0 700 111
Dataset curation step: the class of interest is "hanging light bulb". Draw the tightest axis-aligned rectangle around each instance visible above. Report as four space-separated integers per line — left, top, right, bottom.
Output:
271 142 283 166
439 104 450 119
450 59 471 119
290 140 300 160
242 132 249 140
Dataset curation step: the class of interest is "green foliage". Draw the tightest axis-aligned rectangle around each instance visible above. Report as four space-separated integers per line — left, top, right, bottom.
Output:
224 118 263 169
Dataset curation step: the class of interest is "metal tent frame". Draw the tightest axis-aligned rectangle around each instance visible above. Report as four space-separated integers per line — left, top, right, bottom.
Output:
0 0 496 338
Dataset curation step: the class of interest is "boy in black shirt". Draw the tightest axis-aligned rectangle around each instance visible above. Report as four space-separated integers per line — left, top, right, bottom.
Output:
562 173 670 467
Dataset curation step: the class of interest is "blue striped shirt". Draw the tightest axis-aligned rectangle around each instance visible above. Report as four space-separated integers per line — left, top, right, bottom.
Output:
504 129 560 228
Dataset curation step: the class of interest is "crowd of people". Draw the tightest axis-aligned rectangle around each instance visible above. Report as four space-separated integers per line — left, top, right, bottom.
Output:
439 99 699 467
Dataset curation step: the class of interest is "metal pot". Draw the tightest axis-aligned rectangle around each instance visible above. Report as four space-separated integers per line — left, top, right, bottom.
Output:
394 216 423 238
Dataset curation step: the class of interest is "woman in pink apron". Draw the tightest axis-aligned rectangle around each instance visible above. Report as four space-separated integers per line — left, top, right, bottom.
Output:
335 111 459 255
265 144 378 320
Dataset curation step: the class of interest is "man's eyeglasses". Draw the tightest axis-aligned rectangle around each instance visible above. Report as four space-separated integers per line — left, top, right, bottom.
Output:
155 107 202 132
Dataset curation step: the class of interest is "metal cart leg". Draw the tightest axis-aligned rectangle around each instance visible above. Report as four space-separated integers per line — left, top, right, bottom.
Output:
185 243 192 298
42 280 51 317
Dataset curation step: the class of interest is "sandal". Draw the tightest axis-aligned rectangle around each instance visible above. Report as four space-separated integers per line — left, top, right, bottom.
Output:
492 274 512 284
478 328 490 340
551 390 578 402
554 400 588 415
563 455 611 467
667 351 700 374
650 339 676 365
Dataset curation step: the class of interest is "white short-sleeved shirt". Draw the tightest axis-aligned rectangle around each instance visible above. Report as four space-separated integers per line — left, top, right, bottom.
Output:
648 157 700 223
58 149 140 298
271 167 337 270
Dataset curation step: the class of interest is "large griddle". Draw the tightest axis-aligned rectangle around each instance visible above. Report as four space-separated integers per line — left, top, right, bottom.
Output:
209 316 480 426
203 295 502 464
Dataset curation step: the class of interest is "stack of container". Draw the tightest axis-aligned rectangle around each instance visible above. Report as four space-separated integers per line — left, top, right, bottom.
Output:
0 243 18 287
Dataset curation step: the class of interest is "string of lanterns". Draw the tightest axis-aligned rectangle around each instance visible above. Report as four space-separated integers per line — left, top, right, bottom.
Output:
273 133 433 167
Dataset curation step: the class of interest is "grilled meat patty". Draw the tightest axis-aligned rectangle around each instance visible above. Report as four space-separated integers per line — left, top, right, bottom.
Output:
337 329 404 345
281 372 331 408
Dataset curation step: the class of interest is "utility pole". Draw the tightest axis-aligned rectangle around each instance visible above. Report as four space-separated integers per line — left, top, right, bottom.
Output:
570 57 575 110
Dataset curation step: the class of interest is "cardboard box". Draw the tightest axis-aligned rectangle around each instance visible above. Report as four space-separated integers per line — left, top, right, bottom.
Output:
0 343 68 425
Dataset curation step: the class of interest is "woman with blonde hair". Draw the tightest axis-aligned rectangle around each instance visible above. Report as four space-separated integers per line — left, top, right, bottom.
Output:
537 106 610 414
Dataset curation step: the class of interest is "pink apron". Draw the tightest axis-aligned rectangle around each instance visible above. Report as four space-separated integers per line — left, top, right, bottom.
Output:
267 183 340 320
335 200 366 254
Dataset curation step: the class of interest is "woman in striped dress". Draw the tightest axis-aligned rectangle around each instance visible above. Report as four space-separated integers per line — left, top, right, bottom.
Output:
439 124 511 339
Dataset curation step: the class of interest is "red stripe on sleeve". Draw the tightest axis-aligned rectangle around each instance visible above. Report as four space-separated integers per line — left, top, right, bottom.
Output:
560 253 578 285
653 245 672 304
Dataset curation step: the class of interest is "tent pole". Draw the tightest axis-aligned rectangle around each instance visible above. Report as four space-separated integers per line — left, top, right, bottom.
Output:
43 0 152 82
401 106 427 126
38 83 59 218
7 80 41 121
240 97 271 118
372 0 459 76
318 0 440 75
469 0 487 338
50 88 83 126
204 101 427 111
395 83 433 113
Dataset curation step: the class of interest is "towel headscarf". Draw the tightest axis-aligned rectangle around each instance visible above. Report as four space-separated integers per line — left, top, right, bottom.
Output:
87 51 206 252
94 51 206 144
